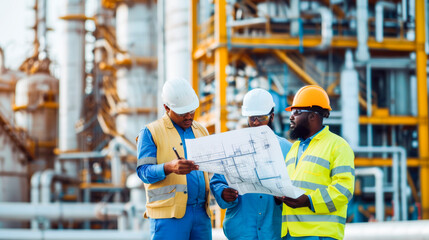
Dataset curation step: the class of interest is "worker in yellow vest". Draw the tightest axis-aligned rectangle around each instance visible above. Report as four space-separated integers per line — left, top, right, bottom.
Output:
136 78 212 240
276 85 355 240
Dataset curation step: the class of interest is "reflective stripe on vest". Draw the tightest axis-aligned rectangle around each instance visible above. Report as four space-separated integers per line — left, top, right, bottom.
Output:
147 184 187 203
302 155 330 169
320 188 336 212
333 183 353 201
331 166 355 177
282 214 346 225
137 157 157 167
285 158 294 167
292 180 327 191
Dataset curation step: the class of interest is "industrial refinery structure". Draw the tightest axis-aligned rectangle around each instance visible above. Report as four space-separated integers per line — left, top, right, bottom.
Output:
0 0 429 239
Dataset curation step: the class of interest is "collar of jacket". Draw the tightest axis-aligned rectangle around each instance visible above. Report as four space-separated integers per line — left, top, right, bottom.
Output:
312 125 330 141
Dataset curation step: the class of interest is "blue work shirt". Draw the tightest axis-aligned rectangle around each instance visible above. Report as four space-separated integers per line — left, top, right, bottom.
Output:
210 135 292 240
136 121 206 205
296 126 325 163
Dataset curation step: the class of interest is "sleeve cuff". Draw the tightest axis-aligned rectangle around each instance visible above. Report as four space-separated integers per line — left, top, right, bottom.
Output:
308 195 315 212
217 194 239 209
155 163 166 179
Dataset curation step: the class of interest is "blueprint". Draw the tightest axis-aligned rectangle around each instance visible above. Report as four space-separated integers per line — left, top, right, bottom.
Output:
185 125 304 198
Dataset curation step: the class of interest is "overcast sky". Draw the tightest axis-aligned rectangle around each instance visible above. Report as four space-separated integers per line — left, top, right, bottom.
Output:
0 0 34 69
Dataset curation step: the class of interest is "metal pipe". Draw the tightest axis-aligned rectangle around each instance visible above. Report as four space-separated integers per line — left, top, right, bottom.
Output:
30 171 42 229
375 1 396 43
365 63 373 154
0 229 150 240
37 0 48 54
58 0 85 183
40 169 81 228
290 0 300 36
165 0 190 80
341 49 359 148
344 220 429 240
0 203 144 221
353 146 408 221
126 173 146 231
317 7 333 49
157 0 165 119
109 141 122 189
355 168 384 221
115 2 157 142
356 0 370 61
402 0 407 21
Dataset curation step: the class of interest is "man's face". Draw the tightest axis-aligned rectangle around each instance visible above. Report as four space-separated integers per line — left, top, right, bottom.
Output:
165 105 195 129
248 113 272 127
289 108 311 140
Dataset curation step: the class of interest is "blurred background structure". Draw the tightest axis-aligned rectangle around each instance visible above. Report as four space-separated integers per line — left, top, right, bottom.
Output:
0 0 429 239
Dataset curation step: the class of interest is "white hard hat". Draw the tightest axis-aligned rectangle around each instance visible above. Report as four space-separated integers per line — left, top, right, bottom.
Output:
242 88 275 116
162 78 199 114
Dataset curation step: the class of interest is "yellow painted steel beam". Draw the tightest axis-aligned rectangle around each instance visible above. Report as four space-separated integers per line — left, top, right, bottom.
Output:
59 14 94 21
13 102 58 111
114 57 157 68
194 36 416 61
227 36 416 51
415 0 429 219
214 0 228 133
37 141 57 148
273 49 319 86
359 116 419 125
355 157 420 167
191 0 200 118
101 0 152 9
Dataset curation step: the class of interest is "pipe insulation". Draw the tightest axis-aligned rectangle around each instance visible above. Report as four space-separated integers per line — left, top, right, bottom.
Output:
355 167 384 221
344 221 429 240
0 203 145 221
353 146 408 221
375 1 396 42
356 0 370 61
0 229 150 240
340 49 359 148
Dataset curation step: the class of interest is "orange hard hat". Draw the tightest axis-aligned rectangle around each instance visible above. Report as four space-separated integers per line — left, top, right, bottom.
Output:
285 85 332 111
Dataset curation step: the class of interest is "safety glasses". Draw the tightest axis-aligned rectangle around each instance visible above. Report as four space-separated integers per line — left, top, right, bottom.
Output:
248 114 270 122
176 110 196 117
291 109 316 116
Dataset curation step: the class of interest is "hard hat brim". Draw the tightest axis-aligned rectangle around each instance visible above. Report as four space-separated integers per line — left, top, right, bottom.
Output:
285 105 332 111
169 100 199 114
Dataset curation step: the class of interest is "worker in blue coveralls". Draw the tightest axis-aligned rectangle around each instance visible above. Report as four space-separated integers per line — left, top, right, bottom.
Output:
136 78 212 240
210 88 292 240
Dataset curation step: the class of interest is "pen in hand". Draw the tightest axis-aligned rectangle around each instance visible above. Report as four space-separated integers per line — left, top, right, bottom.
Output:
173 147 182 159
171 147 199 172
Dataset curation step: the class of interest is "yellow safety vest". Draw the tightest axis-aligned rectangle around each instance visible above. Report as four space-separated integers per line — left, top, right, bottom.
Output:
282 126 355 240
143 114 211 219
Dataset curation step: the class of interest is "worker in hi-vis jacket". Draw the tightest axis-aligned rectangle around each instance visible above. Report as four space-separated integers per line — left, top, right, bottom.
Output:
277 85 355 240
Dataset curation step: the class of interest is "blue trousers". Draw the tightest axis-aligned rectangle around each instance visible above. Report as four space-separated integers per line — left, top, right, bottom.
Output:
149 204 212 240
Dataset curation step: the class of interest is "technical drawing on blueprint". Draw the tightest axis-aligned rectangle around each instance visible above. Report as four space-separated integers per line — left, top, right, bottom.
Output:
185 125 304 198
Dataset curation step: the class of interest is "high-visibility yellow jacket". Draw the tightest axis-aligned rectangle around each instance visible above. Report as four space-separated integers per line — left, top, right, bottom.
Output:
282 126 355 240
144 114 211 219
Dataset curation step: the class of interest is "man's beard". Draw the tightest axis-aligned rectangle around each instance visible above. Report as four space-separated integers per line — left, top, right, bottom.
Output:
289 118 310 140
